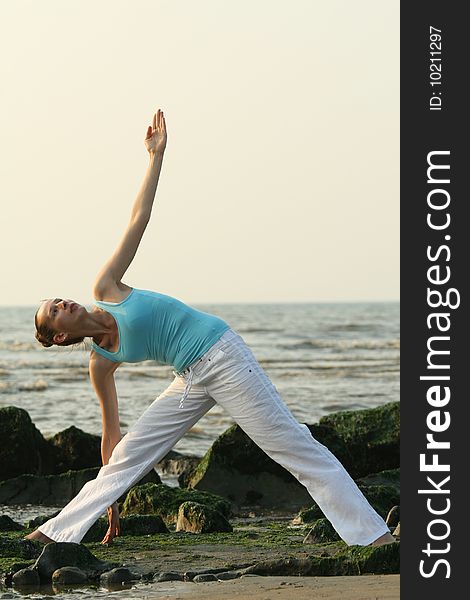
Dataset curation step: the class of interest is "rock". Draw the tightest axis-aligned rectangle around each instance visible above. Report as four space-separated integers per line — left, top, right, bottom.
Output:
157 450 201 478
176 501 233 533
385 505 400 528
52 566 88 585
319 402 400 478
358 485 400 520
187 424 313 509
0 515 23 531
193 573 218 582
0 468 100 505
293 483 399 525
33 542 118 583
0 536 41 560
292 505 324 525
82 514 168 542
100 567 135 586
217 570 241 580
186 407 397 509
302 518 340 543
121 483 231 525
25 511 61 529
240 542 400 576
11 567 40 587
154 571 184 582
46 426 101 472
0 406 53 480
0 467 161 506
183 567 232 580
356 468 400 492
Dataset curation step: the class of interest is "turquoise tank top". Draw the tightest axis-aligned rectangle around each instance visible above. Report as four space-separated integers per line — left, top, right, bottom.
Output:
90 288 230 372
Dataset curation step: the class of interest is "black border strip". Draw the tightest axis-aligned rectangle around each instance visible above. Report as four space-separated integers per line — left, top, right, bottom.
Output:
401 2 467 596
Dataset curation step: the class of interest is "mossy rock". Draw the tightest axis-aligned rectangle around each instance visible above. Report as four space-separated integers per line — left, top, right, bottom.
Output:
0 515 24 531
82 514 169 542
0 536 41 560
241 542 399 576
25 512 61 529
303 518 340 543
46 426 102 473
358 484 400 519
295 482 399 524
356 468 400 494
295 504 324 524
0 406 54 480
187 425 314 509
121 483 231 525
319 402 399 478
187 404 398 508
33 542 118 583
0 468 101 505
0 466 161 507
176 501 233 533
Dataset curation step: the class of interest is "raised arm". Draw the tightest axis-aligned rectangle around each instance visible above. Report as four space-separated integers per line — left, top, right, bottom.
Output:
94 109 167 295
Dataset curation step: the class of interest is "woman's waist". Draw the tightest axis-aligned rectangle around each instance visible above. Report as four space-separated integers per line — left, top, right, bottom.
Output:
174 327 238 376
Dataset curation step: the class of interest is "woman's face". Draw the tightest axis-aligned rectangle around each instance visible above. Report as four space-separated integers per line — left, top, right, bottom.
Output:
37 298 84 338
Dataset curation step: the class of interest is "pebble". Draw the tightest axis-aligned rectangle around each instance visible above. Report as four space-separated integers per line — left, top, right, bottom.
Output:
193 573 218 582
154 571 184 582
52 566 88 585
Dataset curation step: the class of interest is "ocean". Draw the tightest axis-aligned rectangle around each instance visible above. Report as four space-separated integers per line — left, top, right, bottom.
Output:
0 301 399 458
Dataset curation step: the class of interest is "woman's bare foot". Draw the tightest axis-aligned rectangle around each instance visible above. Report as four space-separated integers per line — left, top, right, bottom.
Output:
24 530 54 544
370 531 396 546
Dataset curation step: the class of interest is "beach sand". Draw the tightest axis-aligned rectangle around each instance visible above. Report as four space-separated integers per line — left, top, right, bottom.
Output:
139 574 400 599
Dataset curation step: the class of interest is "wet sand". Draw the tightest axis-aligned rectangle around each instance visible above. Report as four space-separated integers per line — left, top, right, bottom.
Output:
139 574 400 599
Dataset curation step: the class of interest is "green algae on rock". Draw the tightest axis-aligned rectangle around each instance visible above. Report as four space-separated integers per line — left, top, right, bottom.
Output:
186 404 399 509
176 501 233 533
121 483 231 524
293 482 399 524
302 518 340 544
241 542 400 576
0 468 100 506
319 402 399 478
82 514 169 542
356 468 400 493
186 424 313 509
0 536 41 561
0 467 161 506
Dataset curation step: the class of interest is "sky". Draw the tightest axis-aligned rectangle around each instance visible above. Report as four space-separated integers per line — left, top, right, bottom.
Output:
0 0 399 305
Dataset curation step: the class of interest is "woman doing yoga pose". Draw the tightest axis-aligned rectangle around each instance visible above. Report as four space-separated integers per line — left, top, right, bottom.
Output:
27 109 394 547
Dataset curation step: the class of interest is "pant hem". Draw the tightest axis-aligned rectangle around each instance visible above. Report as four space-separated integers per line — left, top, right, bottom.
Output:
348 524 391 547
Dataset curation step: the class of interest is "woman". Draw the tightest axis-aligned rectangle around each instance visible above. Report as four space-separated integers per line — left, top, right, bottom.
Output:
27 109 394 547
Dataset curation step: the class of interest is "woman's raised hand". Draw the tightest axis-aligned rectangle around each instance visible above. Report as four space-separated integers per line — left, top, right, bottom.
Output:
145 108 167 156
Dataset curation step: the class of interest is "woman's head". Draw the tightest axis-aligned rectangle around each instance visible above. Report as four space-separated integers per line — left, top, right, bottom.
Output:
34 298 86 347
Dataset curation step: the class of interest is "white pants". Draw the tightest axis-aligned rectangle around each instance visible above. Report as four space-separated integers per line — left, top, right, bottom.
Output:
39 329 389 546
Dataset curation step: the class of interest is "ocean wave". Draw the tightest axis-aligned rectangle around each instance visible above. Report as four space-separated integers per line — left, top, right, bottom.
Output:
279 339 400 351
237 327 284 334
18 379 49 392
322 323 378 332
0 340 39 351
0 369 9 378
124 368 170 379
